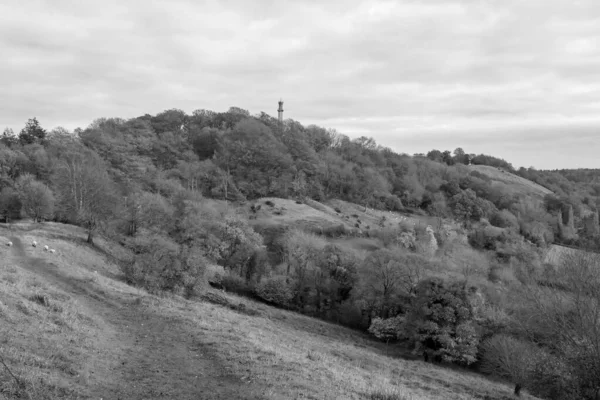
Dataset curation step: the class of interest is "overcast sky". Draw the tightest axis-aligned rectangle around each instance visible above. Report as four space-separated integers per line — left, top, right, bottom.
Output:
2 0 600 169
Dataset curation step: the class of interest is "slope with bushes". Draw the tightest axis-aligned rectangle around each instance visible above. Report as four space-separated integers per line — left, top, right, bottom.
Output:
0 222 536 400
1 109 600 399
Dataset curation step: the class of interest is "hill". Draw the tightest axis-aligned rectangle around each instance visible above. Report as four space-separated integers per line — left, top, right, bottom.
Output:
0 222 536 400
0 108 598 399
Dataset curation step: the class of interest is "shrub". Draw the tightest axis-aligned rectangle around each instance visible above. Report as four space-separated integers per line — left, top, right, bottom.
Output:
490 210 519 229
334 207 341 213
122 234 207 297
255 276 294 307
398 220 413 233
221 273 255 297
337 301 368 330
205 264 226 286
528 350 581 400
322 224 347 238
368 316 406 343
265 200 275 207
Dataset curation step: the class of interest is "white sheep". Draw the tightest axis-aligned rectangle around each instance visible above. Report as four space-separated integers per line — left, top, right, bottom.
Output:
43 245 49 252
6 241 12 247
32 241 37 247
49 249 56 254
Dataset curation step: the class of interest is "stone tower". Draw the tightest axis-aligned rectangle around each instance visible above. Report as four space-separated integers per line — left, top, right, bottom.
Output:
278 99 284 123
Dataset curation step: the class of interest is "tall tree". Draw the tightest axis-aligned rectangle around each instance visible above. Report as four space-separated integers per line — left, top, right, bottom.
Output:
0 187 21 222
18 118 47 145
53 146 117 243
15 174 54 222
1 128 17 147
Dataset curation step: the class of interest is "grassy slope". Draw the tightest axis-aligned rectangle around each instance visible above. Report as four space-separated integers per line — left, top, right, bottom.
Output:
468 165 552 199
543 243 594 266
0 222 538 399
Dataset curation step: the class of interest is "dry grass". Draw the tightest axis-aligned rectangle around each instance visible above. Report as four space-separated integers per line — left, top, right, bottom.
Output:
139 290 538 400
468 165 552 198
0 222 142 399
0 246 94 398
326 199 440 230
543 244 593 266
248 197 355 231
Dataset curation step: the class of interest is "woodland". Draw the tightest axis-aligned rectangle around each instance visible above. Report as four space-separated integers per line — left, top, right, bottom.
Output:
2 107 600 399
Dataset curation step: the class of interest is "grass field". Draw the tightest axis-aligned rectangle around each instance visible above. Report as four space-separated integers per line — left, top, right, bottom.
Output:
0 221 539 399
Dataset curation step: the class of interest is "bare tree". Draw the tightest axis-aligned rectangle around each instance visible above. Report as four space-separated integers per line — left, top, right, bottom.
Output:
524 251 600 398
53 147 117 243
480 334 537 396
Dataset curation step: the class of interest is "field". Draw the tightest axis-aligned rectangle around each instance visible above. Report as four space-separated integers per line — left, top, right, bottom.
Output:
247 197 452 234
0 222 538 399
468 165 552 199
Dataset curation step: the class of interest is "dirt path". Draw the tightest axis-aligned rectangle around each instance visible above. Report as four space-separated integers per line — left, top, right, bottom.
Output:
9 236 267 400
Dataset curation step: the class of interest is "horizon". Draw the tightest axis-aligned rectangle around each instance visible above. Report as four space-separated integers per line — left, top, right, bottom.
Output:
2 0 600 170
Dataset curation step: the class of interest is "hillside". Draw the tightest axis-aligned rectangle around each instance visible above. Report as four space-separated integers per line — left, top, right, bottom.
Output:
0 109 597 400
468 165 553 199
0 222 537 400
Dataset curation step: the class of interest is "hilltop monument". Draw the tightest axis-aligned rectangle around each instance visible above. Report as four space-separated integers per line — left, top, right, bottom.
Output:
278 99 284 123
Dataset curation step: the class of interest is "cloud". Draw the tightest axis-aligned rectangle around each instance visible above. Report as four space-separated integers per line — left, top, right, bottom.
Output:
1 0 599 169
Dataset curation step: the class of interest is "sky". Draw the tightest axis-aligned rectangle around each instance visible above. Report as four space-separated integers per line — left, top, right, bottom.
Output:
1 0 600 170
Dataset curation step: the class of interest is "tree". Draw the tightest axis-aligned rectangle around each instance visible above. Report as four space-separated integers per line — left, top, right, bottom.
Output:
124 234 207 297
524 251 600 398
15 174 54 222
360 249 422 318
0 187 21 222
453 147 467 164
480 334 537 396
404 278 480 365
216 119 293 198
442 150 455 165
312 244 358 314
1 128 17 147
18 118 46 145
426 149 443 163
53 146 117 243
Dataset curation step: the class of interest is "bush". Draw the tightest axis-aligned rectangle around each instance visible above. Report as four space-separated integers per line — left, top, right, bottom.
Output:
528 350 581 400
221 273 255 297
336 301 368 330
334 207 341 213
322 224 347 238
368 316 406 342
490 210 519 229
265 200 275 207
255 276 294 307
122 235 207 297
205 264 226 286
